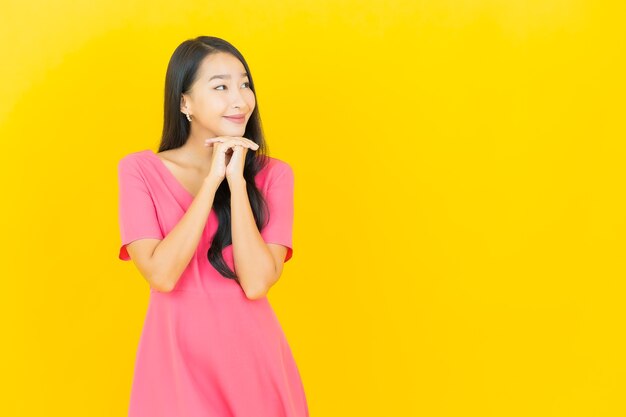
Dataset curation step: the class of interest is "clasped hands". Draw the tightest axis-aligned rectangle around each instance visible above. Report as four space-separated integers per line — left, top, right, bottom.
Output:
203 136 259 186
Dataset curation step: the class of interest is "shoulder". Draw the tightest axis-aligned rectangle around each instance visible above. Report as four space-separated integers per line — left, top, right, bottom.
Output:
118 149 152 172
260 155 293 178
255 155 294 190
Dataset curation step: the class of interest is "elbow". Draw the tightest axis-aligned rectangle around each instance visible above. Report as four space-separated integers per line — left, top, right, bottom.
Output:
244 286 267 300
242 273 280 300
150 272 175 293
151 280 173 293
153 283 174 293
246 292 267 300
242 277 270 300
148 259 183 293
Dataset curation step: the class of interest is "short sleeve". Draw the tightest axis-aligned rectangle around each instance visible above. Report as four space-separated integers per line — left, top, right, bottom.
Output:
260 161 295 262
117 157 164 261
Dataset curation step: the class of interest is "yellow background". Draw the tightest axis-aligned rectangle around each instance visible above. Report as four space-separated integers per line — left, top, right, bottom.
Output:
1 0 625 415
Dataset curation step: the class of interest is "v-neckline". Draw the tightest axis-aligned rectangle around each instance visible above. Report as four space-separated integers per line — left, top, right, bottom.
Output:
146 149 196 200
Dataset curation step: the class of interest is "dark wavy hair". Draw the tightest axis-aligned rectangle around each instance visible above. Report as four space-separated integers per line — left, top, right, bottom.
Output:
158 36 271 281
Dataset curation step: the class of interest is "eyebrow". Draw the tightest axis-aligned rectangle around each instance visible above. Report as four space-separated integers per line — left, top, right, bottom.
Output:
208 72 249 81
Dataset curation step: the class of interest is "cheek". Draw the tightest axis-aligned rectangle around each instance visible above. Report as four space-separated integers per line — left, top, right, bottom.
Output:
246 92 256 109
201 98 226 115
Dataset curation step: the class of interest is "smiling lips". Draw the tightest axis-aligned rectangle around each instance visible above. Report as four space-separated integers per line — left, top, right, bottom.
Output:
224 114 245 124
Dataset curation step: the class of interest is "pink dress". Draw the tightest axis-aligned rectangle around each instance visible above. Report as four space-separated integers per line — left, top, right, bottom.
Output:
117 149 309 417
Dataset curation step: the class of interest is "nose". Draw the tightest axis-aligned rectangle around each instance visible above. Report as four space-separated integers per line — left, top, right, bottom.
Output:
230 88 248 111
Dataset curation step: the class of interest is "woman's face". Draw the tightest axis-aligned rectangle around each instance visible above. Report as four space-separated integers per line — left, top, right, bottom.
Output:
181 52 256 138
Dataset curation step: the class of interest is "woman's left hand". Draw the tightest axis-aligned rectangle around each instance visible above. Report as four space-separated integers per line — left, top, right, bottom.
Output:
225 144 247 184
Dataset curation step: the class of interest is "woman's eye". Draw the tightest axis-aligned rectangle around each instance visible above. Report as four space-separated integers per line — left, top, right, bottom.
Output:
215 82 250 90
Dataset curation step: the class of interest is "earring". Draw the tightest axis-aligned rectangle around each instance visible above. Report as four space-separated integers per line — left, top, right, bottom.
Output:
184 112 192 122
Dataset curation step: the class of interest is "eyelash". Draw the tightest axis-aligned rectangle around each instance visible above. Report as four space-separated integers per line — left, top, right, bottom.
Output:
215 82 250 90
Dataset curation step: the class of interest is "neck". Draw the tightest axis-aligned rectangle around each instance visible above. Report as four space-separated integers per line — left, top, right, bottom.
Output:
179 128 215 168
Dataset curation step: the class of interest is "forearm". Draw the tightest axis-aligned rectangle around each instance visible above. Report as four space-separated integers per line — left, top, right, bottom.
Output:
151 179 220 291
229 179 275 299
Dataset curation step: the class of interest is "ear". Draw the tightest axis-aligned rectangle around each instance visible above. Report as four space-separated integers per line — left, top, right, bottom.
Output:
180 94 189 114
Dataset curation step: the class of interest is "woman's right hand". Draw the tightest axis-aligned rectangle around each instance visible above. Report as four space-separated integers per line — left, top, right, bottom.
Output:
203 136 259 186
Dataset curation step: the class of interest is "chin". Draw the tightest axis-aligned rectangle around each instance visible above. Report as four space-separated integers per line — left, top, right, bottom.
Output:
216 124 241 132
225 127 247 135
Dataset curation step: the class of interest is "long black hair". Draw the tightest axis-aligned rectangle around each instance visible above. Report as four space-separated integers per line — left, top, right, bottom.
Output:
158 35 271 281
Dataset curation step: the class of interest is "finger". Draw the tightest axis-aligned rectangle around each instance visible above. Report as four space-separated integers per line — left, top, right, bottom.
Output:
223 139 258 150
222 136 257 149
205 138 226 146
239 137 259 149
216 142 234 153
238 139 258 150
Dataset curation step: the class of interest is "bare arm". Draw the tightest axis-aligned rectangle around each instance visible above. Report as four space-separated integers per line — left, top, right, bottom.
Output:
229 178 288 300
126 178 220 292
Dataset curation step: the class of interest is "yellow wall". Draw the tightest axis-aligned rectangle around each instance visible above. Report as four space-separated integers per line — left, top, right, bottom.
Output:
1 1 624 415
